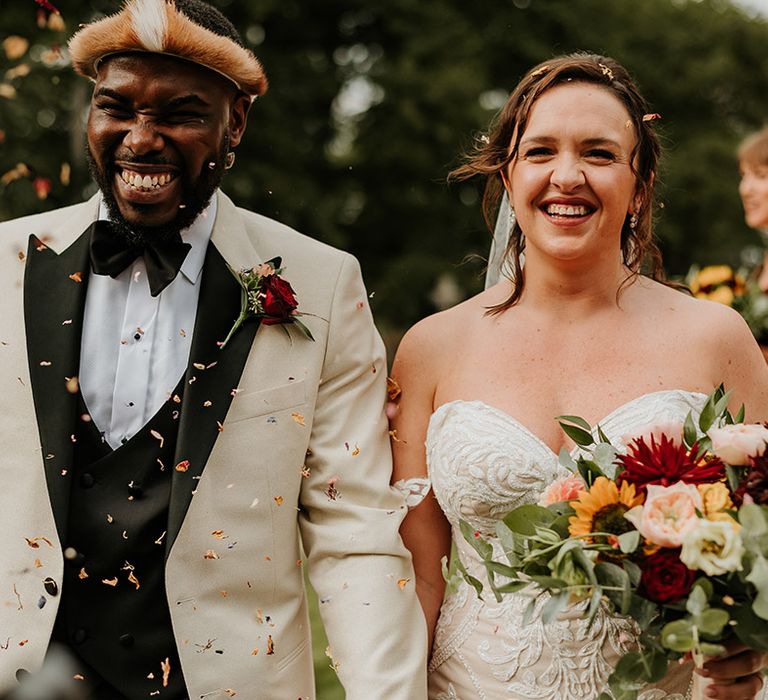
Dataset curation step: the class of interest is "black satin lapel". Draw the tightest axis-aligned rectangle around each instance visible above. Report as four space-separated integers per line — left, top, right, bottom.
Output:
24 232 91 541
166 245 260 557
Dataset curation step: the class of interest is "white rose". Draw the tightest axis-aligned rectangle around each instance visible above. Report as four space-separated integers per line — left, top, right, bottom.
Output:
707 424 768 465
680 519 744 576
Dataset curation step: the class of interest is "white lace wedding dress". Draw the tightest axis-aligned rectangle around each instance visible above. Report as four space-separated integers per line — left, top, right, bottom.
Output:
426 390 707 700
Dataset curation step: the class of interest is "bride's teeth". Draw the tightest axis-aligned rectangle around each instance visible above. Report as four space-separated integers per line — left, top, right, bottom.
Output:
151 176 159 187
142 175 152 188
159 174 166 186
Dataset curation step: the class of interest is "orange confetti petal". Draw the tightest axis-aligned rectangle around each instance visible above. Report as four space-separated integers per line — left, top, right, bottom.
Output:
203 549 219 560
397 577 411 590
102 577 118 586
68 271 82 283
291 412 305 426
175 460 190 472
273 496 284 506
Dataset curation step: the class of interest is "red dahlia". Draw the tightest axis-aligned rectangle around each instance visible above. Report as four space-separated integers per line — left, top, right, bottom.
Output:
735 446 768 506
616 434 724 494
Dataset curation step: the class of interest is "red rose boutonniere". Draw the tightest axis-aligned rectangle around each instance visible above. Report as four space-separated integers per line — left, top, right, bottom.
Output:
220 257 314 349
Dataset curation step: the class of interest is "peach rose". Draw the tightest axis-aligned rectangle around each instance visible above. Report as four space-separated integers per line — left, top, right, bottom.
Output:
539 474 586 506
707 424 768 465
624 482 702 548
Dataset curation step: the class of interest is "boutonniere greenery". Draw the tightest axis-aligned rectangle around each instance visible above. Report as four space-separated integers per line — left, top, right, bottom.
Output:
220 257 314 349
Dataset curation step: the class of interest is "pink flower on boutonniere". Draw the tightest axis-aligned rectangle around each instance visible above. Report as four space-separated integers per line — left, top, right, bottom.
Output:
220 257 314 349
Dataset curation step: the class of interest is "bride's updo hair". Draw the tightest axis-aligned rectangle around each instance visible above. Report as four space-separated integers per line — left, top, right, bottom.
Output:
451 52 665 311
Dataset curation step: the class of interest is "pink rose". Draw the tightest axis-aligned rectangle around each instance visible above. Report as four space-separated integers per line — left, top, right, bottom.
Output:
624 482 702 548
707 424 768 465
539 474 586 506
622 420 684 447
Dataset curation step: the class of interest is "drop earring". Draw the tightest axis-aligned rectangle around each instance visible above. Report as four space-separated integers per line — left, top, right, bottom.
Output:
629 212 638 230
224 152 236 170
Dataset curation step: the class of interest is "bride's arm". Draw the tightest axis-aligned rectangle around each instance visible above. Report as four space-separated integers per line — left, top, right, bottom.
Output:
390 317 452 657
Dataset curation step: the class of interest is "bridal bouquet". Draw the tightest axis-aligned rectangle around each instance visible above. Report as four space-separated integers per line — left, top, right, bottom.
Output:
459 387 768 700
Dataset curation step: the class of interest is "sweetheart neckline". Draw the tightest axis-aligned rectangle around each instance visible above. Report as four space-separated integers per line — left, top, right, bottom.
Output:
429 389 708 459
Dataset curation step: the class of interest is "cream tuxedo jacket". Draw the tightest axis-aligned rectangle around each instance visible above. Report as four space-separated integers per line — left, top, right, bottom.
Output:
0 192 428 699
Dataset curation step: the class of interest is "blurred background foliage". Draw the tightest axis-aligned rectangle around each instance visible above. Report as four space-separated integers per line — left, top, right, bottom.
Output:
1 0 767 697
2 0 768 349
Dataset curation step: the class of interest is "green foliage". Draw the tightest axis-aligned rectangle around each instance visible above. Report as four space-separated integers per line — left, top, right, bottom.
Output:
2 0 768 344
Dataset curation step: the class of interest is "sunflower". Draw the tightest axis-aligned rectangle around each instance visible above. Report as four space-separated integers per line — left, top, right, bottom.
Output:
568 476 644 540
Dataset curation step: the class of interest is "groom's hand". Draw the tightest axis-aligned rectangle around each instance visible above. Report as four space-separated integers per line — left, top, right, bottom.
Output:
697 641 766 699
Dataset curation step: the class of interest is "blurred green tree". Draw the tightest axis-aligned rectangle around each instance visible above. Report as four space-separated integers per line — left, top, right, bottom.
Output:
2 0 767 342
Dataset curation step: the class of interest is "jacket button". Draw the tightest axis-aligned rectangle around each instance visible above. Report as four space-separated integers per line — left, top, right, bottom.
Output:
72 628 87 645
80 472 95 488
119 633 135 648
42 577 58 596
15 668 29 683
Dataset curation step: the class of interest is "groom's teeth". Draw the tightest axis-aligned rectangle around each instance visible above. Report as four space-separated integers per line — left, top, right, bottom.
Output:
119 169 175 191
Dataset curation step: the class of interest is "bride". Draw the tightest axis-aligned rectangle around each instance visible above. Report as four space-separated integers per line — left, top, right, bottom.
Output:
390 53 768 700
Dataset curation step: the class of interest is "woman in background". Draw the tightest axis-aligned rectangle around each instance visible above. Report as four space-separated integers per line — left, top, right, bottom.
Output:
390 53 768 699
739 127 768 291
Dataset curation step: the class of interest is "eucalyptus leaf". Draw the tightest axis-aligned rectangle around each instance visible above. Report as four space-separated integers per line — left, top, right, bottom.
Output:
493 580 531 595
746 555 768 620
559 447 577 471
453 555 485 601
618 530 640 554
733 603 768 650
528 574 569 590
725 464 742 495
522 595 538 626
683 411 698 447
740 503 768 539
595 561 631 614
624 560 642 587
686 584 709 616
698 395 716 433
495 521 522 567
556 414 592 431
484 560 519 579
697 608 729 636
541 590 570 624
502 504 556 536
560 423 595 447
713 390 732 420
661 619 695 652
593 443 618 474
459 519 493 560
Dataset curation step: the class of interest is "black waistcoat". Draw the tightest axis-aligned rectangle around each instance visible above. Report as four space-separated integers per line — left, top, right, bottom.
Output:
52 387 188 699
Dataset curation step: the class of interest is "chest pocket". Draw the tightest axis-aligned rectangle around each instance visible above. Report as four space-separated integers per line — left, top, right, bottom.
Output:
225 380 307 425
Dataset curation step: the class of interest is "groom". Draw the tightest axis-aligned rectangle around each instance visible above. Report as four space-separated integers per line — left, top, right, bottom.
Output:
0 0 427 698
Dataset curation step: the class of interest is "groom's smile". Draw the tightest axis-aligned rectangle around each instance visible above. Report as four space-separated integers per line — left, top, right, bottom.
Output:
86 52 249 237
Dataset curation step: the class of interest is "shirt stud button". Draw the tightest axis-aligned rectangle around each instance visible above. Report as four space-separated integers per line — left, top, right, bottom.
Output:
119 633 135 648
42 577 58 596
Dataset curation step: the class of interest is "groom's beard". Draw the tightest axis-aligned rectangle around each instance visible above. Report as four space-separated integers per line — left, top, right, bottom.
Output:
85 134 229 247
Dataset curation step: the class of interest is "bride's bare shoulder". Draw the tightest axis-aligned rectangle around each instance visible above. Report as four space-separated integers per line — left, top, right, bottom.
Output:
638 277 749 331
394 284 505 370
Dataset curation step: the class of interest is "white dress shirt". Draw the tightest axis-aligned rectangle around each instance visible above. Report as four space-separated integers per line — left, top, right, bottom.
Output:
79 196 216 449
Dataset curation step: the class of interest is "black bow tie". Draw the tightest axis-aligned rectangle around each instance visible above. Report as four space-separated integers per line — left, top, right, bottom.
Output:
88 220 192 297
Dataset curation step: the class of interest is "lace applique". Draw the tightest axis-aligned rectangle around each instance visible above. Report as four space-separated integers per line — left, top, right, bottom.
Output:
435 683 460 700
392 476 431 509
426 392 709 700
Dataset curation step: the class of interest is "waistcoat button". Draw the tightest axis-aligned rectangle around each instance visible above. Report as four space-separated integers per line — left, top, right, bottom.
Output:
119 633 135 648
80 472 95 488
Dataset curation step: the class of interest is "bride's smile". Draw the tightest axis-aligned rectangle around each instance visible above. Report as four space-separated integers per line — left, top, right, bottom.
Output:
508 81 638 266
